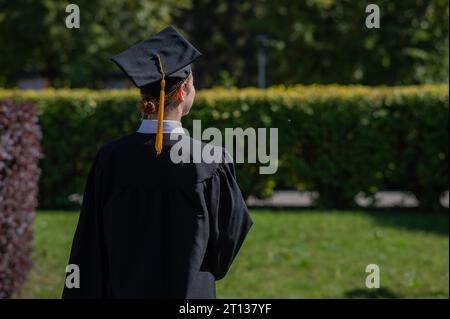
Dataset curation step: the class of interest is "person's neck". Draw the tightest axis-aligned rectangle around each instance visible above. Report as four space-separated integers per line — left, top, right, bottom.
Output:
147 107 183 122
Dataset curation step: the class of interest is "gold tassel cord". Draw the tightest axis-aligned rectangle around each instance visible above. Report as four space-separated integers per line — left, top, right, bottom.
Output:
155 53 166 155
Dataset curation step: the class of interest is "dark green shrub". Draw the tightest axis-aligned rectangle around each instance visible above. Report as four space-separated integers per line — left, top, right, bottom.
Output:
0 85 447 210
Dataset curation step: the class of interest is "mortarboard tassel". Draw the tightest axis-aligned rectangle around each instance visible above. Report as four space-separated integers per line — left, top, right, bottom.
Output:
155 53 166 155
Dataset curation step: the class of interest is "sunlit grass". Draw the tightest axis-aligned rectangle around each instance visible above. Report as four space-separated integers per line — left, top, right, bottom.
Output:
17 210 449 299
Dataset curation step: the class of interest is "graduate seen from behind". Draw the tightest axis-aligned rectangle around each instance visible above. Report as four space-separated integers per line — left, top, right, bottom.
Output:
62 26 253 299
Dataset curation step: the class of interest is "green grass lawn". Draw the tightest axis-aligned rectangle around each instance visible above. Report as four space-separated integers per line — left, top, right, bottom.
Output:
16 210 449 299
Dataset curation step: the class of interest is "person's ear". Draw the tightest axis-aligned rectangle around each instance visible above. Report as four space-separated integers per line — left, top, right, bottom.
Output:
176 85 185 102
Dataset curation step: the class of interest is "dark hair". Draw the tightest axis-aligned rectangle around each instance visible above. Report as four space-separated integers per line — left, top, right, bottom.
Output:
138 73 192 117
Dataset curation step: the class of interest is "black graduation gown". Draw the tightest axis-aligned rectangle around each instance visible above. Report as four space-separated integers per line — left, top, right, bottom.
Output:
62 132 253 299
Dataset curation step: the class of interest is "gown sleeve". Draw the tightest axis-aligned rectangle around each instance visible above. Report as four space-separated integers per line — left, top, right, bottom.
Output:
203 157 253 280
62 151 108 298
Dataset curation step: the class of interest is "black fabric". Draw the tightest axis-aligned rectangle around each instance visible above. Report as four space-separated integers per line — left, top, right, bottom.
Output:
62 133 253 299
111 26 202 94
139 65 191 97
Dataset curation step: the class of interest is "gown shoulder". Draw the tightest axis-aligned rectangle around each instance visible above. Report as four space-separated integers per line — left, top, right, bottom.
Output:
94 133 232 188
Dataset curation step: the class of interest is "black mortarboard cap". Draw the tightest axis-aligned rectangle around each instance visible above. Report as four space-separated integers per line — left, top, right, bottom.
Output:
111 26 202 155
111 26 202 96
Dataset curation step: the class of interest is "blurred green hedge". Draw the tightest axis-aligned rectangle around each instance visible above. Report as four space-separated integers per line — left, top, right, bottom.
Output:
1 85 448 210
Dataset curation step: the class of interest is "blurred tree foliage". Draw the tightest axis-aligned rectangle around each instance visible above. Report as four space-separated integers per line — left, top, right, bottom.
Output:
0 0 448 87
248 0 449 85
0 0 190 87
